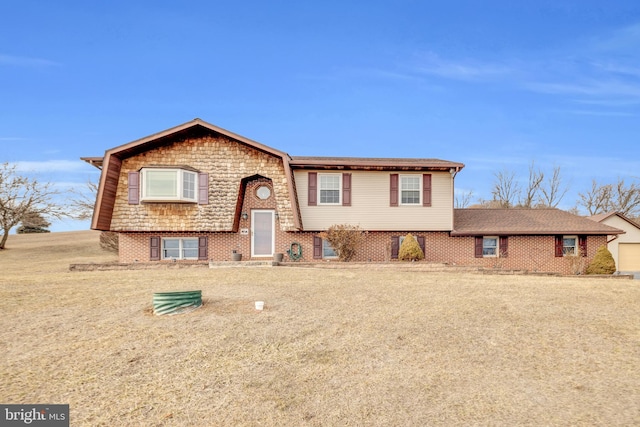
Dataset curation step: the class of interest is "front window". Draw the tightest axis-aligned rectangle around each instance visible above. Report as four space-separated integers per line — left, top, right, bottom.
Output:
141 168 197 202
400 175 421 205
483 237 498 257
322 239 337 258
319 174 341 204
162 238 198 260
563 236 577 255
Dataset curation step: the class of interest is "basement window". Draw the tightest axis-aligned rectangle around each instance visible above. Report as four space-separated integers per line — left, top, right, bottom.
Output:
162 238 198 260
141 168 197 202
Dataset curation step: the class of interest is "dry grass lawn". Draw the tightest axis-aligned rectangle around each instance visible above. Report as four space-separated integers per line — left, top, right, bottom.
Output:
0 231 638 426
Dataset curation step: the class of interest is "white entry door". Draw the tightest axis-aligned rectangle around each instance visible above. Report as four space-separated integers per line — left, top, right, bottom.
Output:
251 210 274 257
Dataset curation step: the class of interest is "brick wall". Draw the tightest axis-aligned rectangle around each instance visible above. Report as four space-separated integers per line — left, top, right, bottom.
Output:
119 227 607 275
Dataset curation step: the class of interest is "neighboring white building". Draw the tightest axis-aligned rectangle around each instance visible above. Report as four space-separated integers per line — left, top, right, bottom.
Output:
590 212 640 273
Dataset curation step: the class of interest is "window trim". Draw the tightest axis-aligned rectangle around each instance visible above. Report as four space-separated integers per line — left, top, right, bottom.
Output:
318 173 342 205
399 174 422 206
161 237 199 260
140 168 198 203
482 236 499 257
322 239 338 259
562 235 578 256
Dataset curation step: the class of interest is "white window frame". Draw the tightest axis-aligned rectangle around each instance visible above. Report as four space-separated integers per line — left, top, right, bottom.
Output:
483 236 498 257
140 168 197 203
399 175 421 206
563 235 578 256
322 239 338 259
162 238 199 260
318 173 342 205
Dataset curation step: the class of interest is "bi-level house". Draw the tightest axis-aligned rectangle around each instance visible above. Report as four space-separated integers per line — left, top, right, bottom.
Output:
83 118 623 275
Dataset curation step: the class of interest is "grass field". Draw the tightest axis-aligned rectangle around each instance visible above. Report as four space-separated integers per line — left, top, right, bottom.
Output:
0 231 638 426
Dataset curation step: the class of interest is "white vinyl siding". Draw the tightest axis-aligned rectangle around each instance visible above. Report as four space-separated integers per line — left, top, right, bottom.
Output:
295 170 453 231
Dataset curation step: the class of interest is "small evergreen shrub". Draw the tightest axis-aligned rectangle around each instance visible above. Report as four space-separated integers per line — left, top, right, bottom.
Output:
585 245 616 275
318 224 365 262
398 234 424 261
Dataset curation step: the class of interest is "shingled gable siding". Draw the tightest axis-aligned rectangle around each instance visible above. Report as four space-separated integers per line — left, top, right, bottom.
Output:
110 134 295 232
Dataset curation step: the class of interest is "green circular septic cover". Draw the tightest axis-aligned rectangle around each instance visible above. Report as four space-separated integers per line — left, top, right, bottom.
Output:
153 290 202 315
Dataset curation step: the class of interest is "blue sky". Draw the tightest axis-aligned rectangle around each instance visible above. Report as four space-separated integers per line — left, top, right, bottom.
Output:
2 1 639 231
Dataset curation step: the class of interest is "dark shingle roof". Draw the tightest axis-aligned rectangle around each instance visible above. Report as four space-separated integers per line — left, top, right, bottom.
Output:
289 156 464 171
452 208 624 236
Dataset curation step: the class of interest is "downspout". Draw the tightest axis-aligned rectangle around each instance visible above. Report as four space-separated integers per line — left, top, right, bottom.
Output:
450 167 460 231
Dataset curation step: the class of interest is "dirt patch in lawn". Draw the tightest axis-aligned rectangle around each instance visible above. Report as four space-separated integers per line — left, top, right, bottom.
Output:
1 231 638 426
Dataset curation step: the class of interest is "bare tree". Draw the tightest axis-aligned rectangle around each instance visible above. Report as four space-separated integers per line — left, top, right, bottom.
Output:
577 178 640 217
0 162 67 249
491 169 520 208
519 161 543 208
17 211 51 234
455 189 474 208
538 165 568 208
578 180 614 215
612 179 640 218
70 180 98 220
69 179 119 253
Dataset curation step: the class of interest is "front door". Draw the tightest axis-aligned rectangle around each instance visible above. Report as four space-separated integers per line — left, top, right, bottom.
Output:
251 210 274 257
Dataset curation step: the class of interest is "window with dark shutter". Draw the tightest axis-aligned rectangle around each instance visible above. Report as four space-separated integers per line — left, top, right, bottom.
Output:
554 236 564 257
475 236 483 258
417 236 426 257
128 171 140 205
198 236 208 260
499 236 509 257
423 174 432 207
390 174 399 207
150 236 160 261
578 235 587 257
308 172 317 206
342 173 351 206
198 173 209 205
391 236 400 259
313 236 322 259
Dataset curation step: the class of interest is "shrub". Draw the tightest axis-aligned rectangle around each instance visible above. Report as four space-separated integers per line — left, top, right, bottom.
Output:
100 231 119 253
398 234 424 261
585 245 616 275
318 224 365 262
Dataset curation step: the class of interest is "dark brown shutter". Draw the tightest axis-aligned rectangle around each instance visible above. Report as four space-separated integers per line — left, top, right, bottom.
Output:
578 235 587 257
555 235 564 257
342 173 351 206
198 173 209 205
150 236 160 261
499 236 508 258
423 174 432 207
391 236 400 259
198 236 208 260
390 174 399 207
128 171 140 205
475 236 484 258
308 172 317 206
417 236 425 257
313 236 322 259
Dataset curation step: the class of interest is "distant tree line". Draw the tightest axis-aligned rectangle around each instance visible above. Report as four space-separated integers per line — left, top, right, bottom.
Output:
455 161 640 220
